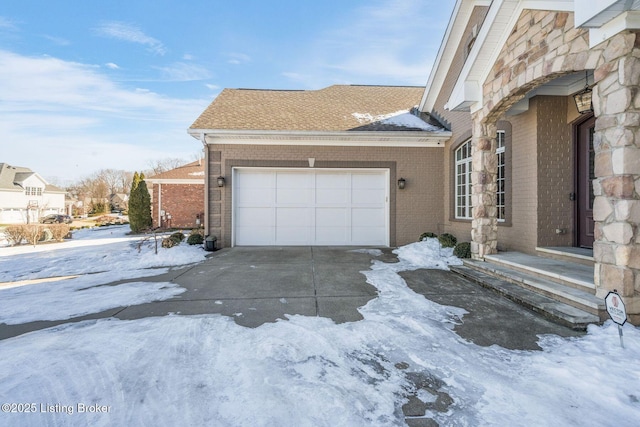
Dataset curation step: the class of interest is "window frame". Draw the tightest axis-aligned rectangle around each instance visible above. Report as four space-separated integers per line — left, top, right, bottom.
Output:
454 139 473 220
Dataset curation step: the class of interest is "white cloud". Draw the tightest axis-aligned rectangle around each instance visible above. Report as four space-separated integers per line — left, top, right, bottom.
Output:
94 21 166 55
283 0 446 87
105 62 120 70
0 16 17 31
226 52 251 65
182 53 194 60
205 83 220 90
0 50 208 181
152 62 212 81
42 35 70 46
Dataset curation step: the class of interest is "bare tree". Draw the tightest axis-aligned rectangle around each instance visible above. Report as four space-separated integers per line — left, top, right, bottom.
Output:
146 158 191 176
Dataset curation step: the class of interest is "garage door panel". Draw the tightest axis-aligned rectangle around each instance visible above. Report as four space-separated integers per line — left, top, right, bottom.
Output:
315 207 348 227
352 208 385 226
277 188 313 204
315 227 348 244
237 171 275 188
316 189 348 205
276 208 312 227
237 189 274 206
352 189 385 205
276 227 312 244
236 207 274 226
352 173 386 189
236 226 274 245
234 169 387 246
352 227 386 245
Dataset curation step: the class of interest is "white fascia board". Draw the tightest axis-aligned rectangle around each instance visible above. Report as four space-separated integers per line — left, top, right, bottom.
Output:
575 0 623 27
447 79 482 111
420 0 493 112
588 11 640 47
450 0 575 114
196 129 452 148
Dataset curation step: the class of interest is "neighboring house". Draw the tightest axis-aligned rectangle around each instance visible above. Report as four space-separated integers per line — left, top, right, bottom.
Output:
146 160 205 229
188 85 450 247
0 163 66 224
418 0 640 324
110 193 129 212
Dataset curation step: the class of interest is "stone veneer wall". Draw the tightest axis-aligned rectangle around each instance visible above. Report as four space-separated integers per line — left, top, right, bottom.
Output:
469 6 640 322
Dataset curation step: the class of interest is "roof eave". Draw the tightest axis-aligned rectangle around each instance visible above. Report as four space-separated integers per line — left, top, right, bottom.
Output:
188 129 452 148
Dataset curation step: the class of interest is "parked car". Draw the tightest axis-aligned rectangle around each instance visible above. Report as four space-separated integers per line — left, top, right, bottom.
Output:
40 214 73 224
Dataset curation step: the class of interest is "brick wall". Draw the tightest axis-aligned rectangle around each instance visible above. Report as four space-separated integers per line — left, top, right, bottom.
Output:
497 102 538 253
208 144 444 247
151 183 205 229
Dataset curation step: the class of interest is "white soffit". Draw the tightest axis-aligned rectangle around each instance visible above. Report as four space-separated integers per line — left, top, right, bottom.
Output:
588 11 640 47
191 130 452 147
575 0 640 27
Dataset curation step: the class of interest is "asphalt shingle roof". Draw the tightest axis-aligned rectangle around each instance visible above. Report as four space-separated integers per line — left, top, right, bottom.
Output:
0 163 64 192
147 160 205 180
190 85 443 132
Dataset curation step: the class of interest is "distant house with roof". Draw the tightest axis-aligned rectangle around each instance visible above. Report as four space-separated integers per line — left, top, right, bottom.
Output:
0 163 66 224
188 85 450 247
146 160 205 229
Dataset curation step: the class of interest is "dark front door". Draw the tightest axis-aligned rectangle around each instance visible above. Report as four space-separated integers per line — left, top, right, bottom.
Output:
577 115 595 248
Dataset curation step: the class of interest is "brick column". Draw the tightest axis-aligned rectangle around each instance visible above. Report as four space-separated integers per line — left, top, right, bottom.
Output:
470 116 498 260
592 31 640 323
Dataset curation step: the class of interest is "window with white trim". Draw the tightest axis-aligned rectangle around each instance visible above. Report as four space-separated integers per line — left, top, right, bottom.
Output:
496 131 506 222
455 140 472 219
25 187 43 196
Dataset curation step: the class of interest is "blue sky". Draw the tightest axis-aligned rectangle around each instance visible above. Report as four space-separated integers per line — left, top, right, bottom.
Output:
0 0 453 184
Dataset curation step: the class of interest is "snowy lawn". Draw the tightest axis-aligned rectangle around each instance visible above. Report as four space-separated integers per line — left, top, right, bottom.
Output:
0 228 638 426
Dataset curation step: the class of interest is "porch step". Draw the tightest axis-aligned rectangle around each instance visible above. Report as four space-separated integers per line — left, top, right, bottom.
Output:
449 254 606 330
484 252 595 292
536 246 594 267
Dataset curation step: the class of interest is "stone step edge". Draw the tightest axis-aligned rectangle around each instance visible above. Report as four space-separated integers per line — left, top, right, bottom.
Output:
535 247 594 267
463 259 604 313
450 265 602 331
484 253 595 291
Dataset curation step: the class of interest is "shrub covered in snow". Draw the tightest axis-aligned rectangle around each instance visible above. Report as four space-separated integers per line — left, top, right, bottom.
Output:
162 232 185 248
453 241 471 258
438 233 457 248
187 230 204 245
419 232 438 241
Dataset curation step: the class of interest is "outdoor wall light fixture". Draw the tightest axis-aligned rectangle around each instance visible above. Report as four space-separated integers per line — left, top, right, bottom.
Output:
397 178 406 190
573 71 593 114
216 176 226 187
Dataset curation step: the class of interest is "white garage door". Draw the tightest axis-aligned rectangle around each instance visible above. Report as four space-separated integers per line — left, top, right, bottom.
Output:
234 168 389 246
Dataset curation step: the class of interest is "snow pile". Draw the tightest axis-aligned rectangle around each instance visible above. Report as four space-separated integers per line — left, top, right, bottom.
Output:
0 229 639 426
352 110 442 131
0 225 207 282
393 238 462 270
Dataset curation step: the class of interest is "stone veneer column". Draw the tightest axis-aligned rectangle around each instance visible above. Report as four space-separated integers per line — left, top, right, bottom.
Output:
592 31 640 323
470 116 498 260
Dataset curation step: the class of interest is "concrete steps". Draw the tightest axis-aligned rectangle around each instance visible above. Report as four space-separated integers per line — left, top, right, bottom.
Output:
450 250 605 330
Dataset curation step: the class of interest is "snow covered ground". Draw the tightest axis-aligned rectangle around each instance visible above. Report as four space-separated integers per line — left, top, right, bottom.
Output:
0 226 638 426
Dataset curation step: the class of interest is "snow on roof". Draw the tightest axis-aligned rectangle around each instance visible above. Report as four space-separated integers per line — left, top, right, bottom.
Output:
352 109 444 131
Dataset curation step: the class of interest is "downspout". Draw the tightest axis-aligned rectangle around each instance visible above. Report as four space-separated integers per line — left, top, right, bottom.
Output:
201 133 209 235
157 183 162 227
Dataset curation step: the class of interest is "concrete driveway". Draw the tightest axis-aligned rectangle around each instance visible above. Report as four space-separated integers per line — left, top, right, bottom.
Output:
116 246 398 327
0 246 581 350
